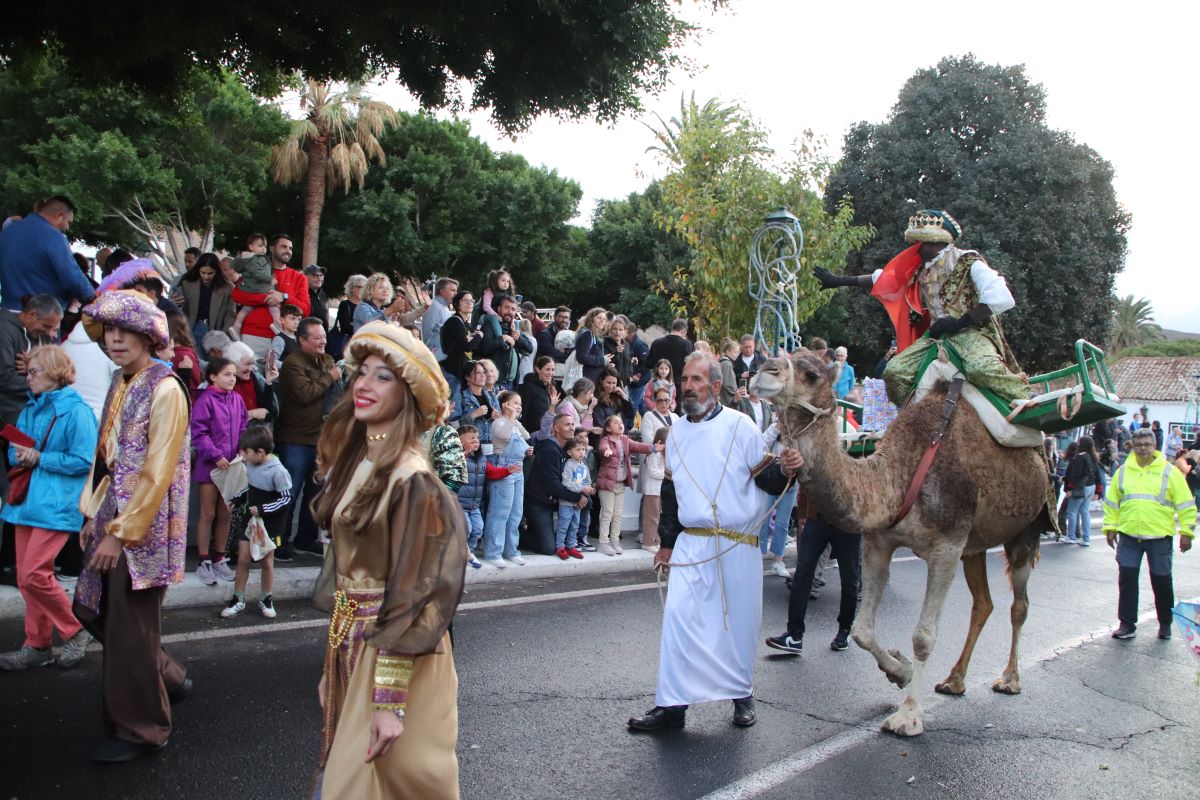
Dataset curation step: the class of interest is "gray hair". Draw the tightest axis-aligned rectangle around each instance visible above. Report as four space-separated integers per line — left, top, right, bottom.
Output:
224 340 255 364
344 273 368 296
1131 428 1155 442
202 329 233 354
835 346 848 357
22 294 62 317
684 351 721 386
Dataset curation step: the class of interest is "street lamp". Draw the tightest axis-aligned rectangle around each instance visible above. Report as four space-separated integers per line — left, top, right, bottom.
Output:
748 207 803 357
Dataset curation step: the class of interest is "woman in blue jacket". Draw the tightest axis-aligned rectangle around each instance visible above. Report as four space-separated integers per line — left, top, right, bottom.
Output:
0 345 98 671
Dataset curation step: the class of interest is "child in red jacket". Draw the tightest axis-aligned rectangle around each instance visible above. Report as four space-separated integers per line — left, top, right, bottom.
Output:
595 415 655 555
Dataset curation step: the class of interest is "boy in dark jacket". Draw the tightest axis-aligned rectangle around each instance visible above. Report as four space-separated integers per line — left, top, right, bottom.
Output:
457 425 513 568
222 425 292 620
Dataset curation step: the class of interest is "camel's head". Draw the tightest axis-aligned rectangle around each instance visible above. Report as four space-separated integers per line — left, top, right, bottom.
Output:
751 348 837 410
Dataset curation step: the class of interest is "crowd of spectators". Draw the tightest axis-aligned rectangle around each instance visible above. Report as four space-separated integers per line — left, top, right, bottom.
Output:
1 195 1196 671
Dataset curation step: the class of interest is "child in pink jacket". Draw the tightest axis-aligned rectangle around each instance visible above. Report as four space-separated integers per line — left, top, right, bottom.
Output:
594 415 655 555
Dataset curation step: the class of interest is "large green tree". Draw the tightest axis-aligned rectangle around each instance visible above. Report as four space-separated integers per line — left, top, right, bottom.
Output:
287 112 583 300
649 96 873 340
588 182 691 328
824 55 1130 374
0 58 288 278
2 1 713 133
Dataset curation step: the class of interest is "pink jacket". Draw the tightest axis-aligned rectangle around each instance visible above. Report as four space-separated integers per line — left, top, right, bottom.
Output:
596 433 653 491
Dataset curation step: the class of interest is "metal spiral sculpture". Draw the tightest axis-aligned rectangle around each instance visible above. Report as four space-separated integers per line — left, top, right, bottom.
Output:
748 207 803 356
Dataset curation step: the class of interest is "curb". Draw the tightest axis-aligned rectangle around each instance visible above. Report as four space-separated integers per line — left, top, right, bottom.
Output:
0 544 798 621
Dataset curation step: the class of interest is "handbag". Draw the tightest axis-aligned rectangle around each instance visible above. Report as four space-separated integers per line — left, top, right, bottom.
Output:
246 515 277 561
6 415 56 506
561 351 584 393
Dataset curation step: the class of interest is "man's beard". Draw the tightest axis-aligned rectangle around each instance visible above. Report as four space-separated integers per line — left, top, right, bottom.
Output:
681 392 714 419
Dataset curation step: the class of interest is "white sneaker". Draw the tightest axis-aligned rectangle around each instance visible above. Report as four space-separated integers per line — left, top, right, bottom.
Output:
220 597 246 618
505 555 527 566
212 560 236 582
196 562 217 586
258 596 277 619
771 560 790 579
485 558 508 569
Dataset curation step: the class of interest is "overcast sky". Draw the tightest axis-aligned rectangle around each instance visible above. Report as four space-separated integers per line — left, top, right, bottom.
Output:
372 0 1198 332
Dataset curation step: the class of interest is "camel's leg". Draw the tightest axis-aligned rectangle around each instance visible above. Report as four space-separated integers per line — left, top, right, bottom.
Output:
992 538 1036 695
934 552 993 696
851 535 910 687
881 546 962 737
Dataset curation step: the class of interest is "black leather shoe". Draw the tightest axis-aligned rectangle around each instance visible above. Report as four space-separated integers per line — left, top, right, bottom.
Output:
732 697 756 727
627 705 686 732
91 737 167 763
168 677 193 705
1158 623 1172 640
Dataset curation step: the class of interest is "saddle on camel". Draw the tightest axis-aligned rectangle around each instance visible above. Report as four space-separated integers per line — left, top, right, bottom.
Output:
748 209 1125 736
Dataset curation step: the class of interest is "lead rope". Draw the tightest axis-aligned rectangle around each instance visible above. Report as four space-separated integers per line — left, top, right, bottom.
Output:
655 414 796 628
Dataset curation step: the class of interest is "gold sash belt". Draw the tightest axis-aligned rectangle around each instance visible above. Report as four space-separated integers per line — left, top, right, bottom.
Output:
684 527 759 548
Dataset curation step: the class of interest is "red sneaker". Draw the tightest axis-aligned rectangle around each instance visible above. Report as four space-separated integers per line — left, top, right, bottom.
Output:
556 547 569 560
566 548 584 559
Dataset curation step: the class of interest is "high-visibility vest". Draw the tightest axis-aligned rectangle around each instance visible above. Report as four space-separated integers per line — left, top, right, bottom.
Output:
1103 452 1196 538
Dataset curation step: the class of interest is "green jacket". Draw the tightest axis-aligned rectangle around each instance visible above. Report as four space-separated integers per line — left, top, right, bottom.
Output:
1103 451 1196 539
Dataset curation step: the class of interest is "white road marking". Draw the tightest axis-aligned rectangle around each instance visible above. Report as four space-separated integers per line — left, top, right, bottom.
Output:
696 598 1196 800
153 546 1023 646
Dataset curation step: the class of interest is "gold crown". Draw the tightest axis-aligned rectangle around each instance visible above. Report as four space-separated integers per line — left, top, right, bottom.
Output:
904 210 959 244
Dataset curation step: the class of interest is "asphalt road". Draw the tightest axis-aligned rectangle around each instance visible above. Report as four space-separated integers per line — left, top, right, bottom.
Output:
1 532 1197 800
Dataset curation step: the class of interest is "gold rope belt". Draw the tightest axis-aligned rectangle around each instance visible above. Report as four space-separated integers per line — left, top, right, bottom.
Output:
684 527 759 548
326 588 384 649
322 587 385 767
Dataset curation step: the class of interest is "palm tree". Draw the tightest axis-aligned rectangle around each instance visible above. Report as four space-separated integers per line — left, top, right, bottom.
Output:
1110 294 1165 351
271 78 401 267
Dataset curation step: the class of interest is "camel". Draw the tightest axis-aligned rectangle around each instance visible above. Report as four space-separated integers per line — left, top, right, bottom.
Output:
751 350 1050 736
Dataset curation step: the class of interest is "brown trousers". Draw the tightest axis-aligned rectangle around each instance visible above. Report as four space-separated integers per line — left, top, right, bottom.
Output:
75 553 186 746
642 495 661 547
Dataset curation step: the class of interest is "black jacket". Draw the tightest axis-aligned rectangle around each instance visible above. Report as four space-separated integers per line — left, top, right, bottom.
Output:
1065 452 1101 490
731 351 767 382
441 314 483 383
646 334 694 393
478 313 533 383
525 437 583 508
518 372 555 434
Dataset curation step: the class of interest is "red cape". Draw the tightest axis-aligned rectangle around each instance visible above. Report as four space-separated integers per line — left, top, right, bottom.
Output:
869 244 928 352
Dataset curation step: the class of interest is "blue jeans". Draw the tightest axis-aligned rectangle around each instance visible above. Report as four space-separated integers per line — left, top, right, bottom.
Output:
759 484 799 557
1065 485 1094 542
1116 534 1175 626
556 503 581 549
484 473 524 560
462 507 484 552
278 442 318 549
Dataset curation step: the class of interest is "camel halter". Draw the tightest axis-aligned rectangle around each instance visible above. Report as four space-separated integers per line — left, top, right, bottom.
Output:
779 356 835 437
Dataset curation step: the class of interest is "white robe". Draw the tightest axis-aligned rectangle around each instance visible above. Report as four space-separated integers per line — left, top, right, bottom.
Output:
656 407 772 707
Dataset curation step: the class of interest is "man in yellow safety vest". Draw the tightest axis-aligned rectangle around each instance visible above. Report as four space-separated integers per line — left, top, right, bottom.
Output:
1103 428 1195 640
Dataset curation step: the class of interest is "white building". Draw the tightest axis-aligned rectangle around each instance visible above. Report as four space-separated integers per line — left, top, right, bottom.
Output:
1108 357 1200 441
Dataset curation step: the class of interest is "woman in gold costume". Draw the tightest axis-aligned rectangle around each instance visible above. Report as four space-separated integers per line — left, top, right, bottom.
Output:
311 321 466 799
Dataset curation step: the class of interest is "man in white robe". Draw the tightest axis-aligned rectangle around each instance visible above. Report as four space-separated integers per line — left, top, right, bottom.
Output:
628 352 802 731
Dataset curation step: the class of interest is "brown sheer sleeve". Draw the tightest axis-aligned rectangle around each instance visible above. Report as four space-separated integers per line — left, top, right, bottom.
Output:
365 471 467 653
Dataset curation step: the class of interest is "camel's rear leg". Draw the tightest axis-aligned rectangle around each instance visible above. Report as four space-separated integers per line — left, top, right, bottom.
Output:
993 531 1039 695
934 552 993 696
880 546 962 737
851 535 910 687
